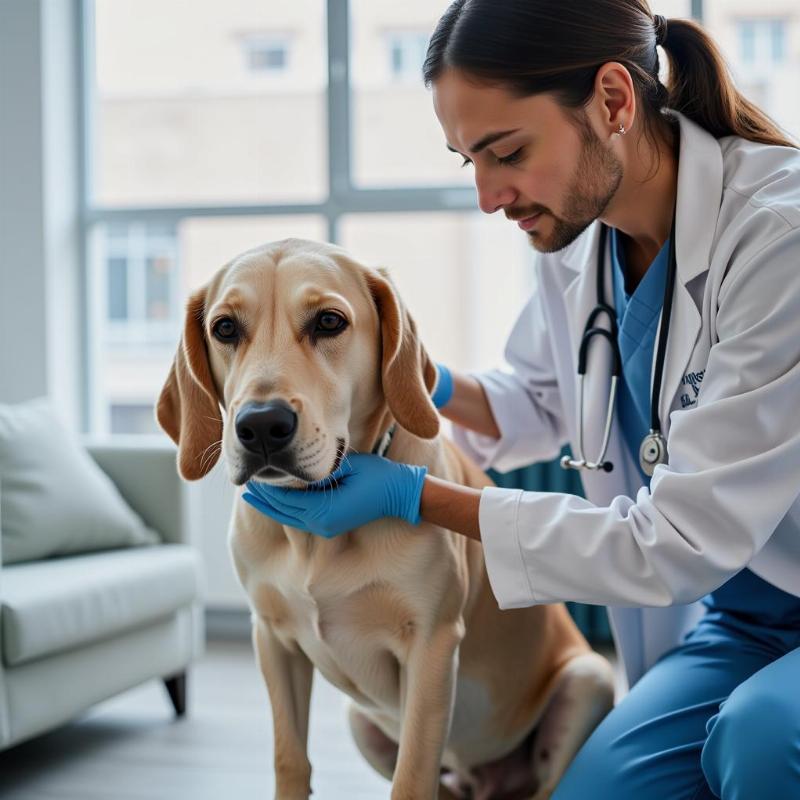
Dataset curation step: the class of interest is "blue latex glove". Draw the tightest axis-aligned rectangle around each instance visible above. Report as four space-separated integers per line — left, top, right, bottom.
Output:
242 452 428 539
431 362 454 409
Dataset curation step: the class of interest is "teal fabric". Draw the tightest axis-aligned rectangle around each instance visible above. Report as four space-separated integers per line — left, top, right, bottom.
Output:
610 228 671 486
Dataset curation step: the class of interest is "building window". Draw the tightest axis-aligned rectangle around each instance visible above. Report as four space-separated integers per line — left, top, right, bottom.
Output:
243 35 290 73
107 255 129 321
737 19 787 67
104 222 179 343
386 32 429 82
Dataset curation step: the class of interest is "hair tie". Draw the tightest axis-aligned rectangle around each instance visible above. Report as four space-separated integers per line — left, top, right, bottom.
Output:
654 14 668 46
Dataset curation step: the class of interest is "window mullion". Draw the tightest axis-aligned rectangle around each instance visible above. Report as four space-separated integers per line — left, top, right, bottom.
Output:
327 0 351 223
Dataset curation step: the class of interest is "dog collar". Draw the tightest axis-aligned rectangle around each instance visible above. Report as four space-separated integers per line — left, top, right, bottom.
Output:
372 424 396 458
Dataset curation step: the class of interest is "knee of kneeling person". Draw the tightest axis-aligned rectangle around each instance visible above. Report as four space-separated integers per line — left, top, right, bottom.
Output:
702 681 796 788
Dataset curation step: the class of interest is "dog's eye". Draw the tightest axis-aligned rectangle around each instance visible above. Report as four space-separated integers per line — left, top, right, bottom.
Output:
212 317 239 342
315 312 347 335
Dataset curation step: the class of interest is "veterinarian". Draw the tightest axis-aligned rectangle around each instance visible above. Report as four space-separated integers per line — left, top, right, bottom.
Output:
243 2 800 797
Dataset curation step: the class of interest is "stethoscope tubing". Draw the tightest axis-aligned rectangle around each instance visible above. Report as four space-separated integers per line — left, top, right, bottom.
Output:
562 208 677 474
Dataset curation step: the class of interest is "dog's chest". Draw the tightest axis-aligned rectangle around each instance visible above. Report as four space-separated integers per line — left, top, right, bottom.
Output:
247 544 435 704
255 563 419 644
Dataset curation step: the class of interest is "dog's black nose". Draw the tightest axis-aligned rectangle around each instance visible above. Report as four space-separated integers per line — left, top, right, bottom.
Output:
235 401 298 454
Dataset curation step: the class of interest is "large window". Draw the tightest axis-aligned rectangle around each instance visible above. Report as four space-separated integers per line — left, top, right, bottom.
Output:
91 0 327 208
83 0 512 435
84 0 797 437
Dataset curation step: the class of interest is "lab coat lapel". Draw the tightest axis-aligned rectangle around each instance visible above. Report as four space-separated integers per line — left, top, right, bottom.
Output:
655 112 723 436
563 114 724 688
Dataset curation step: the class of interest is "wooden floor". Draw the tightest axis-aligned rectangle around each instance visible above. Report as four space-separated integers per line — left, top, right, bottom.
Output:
0 638 621 799
0 638 390 800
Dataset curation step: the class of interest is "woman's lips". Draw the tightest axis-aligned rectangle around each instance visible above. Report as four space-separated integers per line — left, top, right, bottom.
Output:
517 212 543 231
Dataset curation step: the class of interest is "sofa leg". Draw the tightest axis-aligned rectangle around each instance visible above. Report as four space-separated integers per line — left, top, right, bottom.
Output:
164 672 187 717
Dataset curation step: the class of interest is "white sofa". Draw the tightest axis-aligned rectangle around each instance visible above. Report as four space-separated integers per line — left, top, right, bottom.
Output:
0 441 204 751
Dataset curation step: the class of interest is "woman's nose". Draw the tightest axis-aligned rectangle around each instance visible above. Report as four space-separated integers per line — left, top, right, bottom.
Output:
475 169 517 214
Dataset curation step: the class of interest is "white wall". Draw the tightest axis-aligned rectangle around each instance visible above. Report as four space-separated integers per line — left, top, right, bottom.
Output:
0 0 82 430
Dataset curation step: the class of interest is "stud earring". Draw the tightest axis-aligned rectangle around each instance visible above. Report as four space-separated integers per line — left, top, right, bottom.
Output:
616 123 626 136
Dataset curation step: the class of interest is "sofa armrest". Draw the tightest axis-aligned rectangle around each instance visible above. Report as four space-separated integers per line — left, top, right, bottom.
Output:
82 436 188 545
0 476 8 749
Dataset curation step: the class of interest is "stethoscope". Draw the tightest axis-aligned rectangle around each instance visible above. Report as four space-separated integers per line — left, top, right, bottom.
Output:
561 208 677 477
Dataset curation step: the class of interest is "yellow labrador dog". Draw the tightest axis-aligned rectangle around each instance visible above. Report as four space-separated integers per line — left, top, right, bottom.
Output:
157 238 614 800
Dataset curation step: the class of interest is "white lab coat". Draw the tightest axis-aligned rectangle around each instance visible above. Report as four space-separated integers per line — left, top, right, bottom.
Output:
452 111 800 689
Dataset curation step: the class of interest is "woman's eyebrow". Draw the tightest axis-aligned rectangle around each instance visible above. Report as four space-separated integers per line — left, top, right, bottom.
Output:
446 129 521 155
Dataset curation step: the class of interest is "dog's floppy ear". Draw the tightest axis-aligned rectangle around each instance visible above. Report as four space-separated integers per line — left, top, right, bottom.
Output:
366 267 439 440
156 286 223 480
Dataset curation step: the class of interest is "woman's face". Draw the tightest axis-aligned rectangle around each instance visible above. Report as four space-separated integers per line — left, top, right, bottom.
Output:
432 68 623 253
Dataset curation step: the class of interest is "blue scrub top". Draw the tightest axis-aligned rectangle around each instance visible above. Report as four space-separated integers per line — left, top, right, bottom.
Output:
610 227 670 486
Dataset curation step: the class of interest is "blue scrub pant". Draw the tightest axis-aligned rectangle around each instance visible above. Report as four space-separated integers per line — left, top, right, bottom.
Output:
552 569 800 800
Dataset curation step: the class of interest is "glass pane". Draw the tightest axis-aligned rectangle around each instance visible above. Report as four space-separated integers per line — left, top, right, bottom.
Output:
108 256 128 320
146 254 174 321
339 212 535 374
350 0 473 188
88 215 327 435
91 0 327 206
704 5 798 139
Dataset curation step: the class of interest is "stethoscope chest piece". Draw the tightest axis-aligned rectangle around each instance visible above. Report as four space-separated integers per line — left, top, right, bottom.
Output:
639 430 668 476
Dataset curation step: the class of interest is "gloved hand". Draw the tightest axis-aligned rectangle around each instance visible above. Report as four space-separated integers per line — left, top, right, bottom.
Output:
242 452 428 539
431 362 454 409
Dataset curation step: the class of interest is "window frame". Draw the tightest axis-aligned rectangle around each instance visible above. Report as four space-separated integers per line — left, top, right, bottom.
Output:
103 221 180 345
78 0 704 434
80 0 476 243
79 0 479 433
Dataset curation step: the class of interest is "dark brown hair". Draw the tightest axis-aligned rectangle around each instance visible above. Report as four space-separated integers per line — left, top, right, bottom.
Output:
423 0 797 150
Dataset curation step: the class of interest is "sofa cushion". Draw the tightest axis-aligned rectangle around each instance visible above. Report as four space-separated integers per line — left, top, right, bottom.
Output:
0 397 160 564
1 544 203 667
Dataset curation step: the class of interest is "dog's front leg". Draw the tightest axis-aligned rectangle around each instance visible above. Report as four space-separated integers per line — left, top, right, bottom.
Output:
253 617 314 800
391 622 464 800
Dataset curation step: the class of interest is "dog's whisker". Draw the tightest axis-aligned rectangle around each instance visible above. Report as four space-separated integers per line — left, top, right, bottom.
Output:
200 438 222 459
198 439 223 473
341 452 354 475
298 451 326 467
